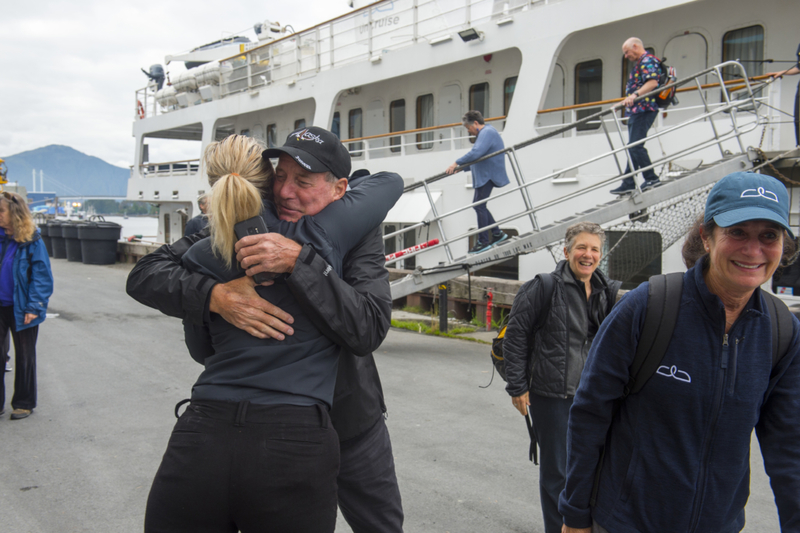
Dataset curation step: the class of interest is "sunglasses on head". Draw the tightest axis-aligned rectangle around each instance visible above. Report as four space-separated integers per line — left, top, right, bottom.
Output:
1 191 18 204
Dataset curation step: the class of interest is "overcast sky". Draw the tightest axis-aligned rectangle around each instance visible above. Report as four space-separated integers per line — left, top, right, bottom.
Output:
1 1 350 168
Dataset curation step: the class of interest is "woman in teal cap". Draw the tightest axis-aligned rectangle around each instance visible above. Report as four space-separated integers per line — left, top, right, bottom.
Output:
559 172 800 533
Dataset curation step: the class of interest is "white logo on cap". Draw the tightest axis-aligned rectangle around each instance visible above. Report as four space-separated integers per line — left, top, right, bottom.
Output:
293 128 324 145
294 155 312 170
741 187 779 203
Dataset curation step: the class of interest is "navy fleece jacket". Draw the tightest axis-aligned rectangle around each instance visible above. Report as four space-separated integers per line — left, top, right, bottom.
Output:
559 259 800 533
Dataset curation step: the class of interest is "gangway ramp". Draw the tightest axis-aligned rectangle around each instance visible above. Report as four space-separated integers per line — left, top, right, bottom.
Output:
390 154 753 299
388 61 786 300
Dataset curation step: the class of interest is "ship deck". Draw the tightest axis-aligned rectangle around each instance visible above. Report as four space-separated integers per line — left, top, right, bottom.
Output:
0 259 782 532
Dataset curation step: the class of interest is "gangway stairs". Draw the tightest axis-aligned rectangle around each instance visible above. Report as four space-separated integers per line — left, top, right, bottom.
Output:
388 61 799 300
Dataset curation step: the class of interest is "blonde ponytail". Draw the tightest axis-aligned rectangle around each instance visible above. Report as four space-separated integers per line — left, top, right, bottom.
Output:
203 135 273 269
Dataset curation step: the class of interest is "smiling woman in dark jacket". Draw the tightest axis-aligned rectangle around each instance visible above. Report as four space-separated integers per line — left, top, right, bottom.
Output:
560 172 800 533
504 221 620 533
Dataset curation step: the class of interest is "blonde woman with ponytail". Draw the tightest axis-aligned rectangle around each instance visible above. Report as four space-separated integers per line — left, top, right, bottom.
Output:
144 132 403 532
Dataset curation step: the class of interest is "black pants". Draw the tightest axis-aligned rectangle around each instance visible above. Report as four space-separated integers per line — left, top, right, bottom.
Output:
338 416 404 533
528 395 573 533
0 305 38 411
144 400 340 533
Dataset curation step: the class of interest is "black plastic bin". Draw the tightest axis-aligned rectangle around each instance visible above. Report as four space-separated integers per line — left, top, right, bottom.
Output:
62 222 83 262
48 221 67 259
39 223 53 257
78 221 122 265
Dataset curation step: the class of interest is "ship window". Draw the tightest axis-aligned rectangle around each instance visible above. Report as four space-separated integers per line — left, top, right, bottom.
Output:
266 124 278 148
469 83 489 118
416 94 434 150
331 112 341 139
621 47 655 97
575 59 603 131
503 76 517 116
294 119 306 130
390 100 405 153
240 129 250 137
164 213 171 244
349 108 363 157
722 25 764 80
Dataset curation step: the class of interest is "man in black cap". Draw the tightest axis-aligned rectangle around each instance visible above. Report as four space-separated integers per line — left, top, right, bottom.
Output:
128 126 404 533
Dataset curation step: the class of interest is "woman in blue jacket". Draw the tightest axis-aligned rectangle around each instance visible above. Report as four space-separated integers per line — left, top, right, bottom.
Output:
560 172 800 533
0 191 54 420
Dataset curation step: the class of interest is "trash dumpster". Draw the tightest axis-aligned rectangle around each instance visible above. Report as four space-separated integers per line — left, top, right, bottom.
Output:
39 223 54 257
62 222 83 262
78 221 122 265
48 220 67 259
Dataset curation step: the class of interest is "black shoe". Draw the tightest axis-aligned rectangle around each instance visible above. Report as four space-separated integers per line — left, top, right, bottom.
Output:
490 232 508 246
641 179 660 191
469 242 492 254
610 182 636 195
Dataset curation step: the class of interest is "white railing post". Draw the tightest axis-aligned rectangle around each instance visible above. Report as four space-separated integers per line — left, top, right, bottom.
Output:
315 27 321 73
413 0 418 42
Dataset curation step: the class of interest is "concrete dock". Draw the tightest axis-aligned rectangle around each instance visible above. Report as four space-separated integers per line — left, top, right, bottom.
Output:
0 259 783 532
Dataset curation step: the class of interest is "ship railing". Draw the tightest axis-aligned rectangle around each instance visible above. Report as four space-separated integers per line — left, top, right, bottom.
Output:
135 84 162 120
217 0 558 98
383 61 776 266
136 158 201 178
343 116 507 160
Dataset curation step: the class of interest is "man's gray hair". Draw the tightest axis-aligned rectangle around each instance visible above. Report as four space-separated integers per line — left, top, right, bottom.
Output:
565 221 605 253
462 110 485 126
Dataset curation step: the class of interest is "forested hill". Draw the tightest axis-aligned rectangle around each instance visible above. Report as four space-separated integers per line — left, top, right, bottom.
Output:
3 145 128 196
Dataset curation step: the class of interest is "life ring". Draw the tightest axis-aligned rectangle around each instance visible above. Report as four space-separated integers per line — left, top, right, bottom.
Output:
137 100 145 119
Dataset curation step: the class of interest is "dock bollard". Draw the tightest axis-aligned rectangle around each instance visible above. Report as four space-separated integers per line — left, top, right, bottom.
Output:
439 283 448 333
486 290 493 332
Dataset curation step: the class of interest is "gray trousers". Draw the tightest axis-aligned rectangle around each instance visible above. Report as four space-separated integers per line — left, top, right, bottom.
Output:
338 416 404 533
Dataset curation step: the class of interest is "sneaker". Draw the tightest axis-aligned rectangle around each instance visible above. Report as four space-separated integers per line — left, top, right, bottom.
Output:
641 179 661 191
469 242 492 254
490 232 509 246
5 360 11 373
10 408 32 420
610 182 636 195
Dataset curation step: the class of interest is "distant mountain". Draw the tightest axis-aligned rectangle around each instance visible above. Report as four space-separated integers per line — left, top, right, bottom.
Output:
2 145 128 197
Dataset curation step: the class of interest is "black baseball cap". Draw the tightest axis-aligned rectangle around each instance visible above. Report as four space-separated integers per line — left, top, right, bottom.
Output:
262 126 352 179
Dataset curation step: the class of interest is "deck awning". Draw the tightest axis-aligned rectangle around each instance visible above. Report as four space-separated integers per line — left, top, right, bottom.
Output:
385 191 441 224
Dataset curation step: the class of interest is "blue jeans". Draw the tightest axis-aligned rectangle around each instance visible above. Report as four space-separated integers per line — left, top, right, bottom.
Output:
621 110 658 186
528 394 573 533
473 182 502 246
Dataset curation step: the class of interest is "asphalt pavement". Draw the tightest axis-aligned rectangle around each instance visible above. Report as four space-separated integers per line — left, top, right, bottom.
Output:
0 259 782 532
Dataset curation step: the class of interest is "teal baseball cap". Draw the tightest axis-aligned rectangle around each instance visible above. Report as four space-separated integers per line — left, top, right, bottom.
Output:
704 172 794 238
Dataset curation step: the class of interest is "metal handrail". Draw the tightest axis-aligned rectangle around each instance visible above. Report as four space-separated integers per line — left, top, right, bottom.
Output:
384 61 771 266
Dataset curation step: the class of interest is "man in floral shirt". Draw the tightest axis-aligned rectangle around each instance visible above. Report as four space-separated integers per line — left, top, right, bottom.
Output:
611 37 661 194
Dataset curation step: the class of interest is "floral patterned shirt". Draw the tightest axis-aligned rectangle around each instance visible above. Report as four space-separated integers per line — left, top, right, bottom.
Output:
626 53 661 114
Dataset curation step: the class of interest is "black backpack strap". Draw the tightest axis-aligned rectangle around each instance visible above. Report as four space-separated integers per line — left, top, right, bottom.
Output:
590 272 683 507
520 273 557 465
606 280 623 315
763 292 794 371
626 272 684 398
536 273 556 329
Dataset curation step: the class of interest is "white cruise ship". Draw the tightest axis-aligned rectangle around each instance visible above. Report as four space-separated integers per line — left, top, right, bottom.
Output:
128 0 800 298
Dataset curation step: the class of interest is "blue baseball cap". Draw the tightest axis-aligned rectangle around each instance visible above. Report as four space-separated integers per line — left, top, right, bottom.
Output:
704 172 794 238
